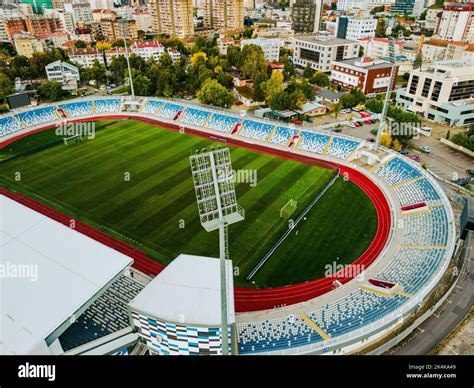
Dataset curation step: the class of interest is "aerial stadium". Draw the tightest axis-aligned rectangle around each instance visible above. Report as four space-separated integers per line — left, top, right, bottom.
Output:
0 95 460 356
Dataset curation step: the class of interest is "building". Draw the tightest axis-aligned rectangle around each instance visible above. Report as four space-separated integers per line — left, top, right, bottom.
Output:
421 39 469 63
149 0 194 38
5 15 63 40
89 0 115 10
132 10 152 33
129 254 235 356
435 3 474 43
69 47 125 68
240 37 280 62
336 16 377 40
291 0 323 33
64 3 93 26
217 36 239 54
337 0 368 10
130 40 181 62
45 60 80 90
203 0 244 31
390 0 415 15
35 31 70 49
396 59 474 127
358 37 405 58
19 0 52 14
13 32 45 57
331 56 398 94
293 35 360 72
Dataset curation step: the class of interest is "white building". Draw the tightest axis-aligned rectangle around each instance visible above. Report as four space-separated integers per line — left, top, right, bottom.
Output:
132 10 152 33
130 41 181 62
435 3 474 43
45 60 80 90
64 3 93 25
396 59 474 127
89 0 116 10
337 0 368 11
293 35 360 72
335 16 377 40
240 37 280 62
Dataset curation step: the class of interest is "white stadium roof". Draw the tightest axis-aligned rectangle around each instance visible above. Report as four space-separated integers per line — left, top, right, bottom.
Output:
129 254 235 327
0 195 132 355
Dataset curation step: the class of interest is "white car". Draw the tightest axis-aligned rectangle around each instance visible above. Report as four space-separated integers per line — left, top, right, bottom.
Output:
346 122 357 128
420 146 431 153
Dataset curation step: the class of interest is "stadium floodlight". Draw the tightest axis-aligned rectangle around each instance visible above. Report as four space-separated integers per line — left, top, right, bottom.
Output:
375 35 398 149
189 147 244 355
117 19 135 98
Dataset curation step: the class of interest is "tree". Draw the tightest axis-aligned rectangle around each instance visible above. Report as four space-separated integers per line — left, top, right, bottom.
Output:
379 132 392 147
191 51 208 68
375 19 387 38
339 93 357 109
350 88 366 105
0 73 14 103
197 79 235 108
132 71 153 96
303 63 314 78
91 60 106 86
227 45 241 67
74 40 87 49
11 56 31 79
270 90 290 110
96 42 112 51
261 71 284 103
289 90 307 110
37 81 67 101
310 71 330 87
413 53 423 69
239 44 267 82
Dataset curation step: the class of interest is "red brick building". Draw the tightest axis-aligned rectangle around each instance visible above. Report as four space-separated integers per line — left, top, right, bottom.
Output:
330 56 399 94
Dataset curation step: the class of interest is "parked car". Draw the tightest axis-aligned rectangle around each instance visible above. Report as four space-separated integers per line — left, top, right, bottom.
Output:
466 169 474 176
420 146 431 153
399 148 409 155
352 107 360 112
331 128 342 132
367 137 375 143
452 178 470 186
409 154 421 161
346 122 356 128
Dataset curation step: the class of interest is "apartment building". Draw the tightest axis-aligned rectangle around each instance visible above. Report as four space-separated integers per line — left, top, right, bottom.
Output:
291 0 323 33
293 35 360 72
396 59 474 126
149 0 194 37
336 16 377 40
13 32 45 57
240 37 280 62
435 3 474 43
331 56 398 94
203 0 244 31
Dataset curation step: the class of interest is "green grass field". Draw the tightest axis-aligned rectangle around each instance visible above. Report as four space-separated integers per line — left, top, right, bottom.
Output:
1 120 378 287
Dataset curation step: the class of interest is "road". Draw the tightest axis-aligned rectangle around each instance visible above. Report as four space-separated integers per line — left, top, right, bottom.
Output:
389 232 474 355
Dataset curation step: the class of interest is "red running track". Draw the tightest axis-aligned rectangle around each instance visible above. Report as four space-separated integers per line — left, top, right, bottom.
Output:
1 114 392 312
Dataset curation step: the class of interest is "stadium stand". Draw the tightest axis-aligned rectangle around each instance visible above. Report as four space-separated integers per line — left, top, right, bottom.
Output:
59 274 143 352
375 157 422 186
159 103 184 120
237 315 323 354
15 106 58 127
240 120 274 141
298 131 330 154
58 101 94 117
179 107 211 127
205 113 241 133
0 116 22 137
308 290 407 338
143 99 164 115
268 126 299 146
94 99 121 114
326 137 360 159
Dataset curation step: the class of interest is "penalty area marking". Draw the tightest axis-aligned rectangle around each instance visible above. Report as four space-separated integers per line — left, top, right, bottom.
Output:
245 172 340 281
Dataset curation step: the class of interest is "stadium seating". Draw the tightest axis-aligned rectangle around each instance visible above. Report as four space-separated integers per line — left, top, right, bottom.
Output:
15 106 58 127
205 113 241 133
240 120 274 141
179 107 211 127
298 131 330 154
375 157 422 186
94 98 121 114
326 137 360 159
143 99 164 115
395 178 441 207
269 126 299 146
0 116 22 137
159 103 184 119
402 207 449 247
308 290 407 338
377 248 446 294
237 315 323 354
58 101 94 117
59 275 143 351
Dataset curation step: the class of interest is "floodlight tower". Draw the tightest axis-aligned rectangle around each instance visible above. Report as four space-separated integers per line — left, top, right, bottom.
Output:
189 147 245 355
375 34 398 148
117 19 135 98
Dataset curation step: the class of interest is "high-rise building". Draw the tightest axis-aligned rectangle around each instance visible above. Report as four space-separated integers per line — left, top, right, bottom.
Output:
203 0 244 31
390 0 415 15
19 0 53 14
291 0 322 33
149 0 194 37
435 3 474 43
336 16 377 40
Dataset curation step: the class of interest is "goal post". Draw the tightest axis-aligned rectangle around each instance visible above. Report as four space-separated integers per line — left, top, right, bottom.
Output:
63 133 82 145
280 199 297 219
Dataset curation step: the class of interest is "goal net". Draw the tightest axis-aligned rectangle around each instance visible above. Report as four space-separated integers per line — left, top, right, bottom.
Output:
280 199 297 219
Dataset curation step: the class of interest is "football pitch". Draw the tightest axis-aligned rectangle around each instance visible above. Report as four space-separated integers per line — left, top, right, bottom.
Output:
1 120 378 288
